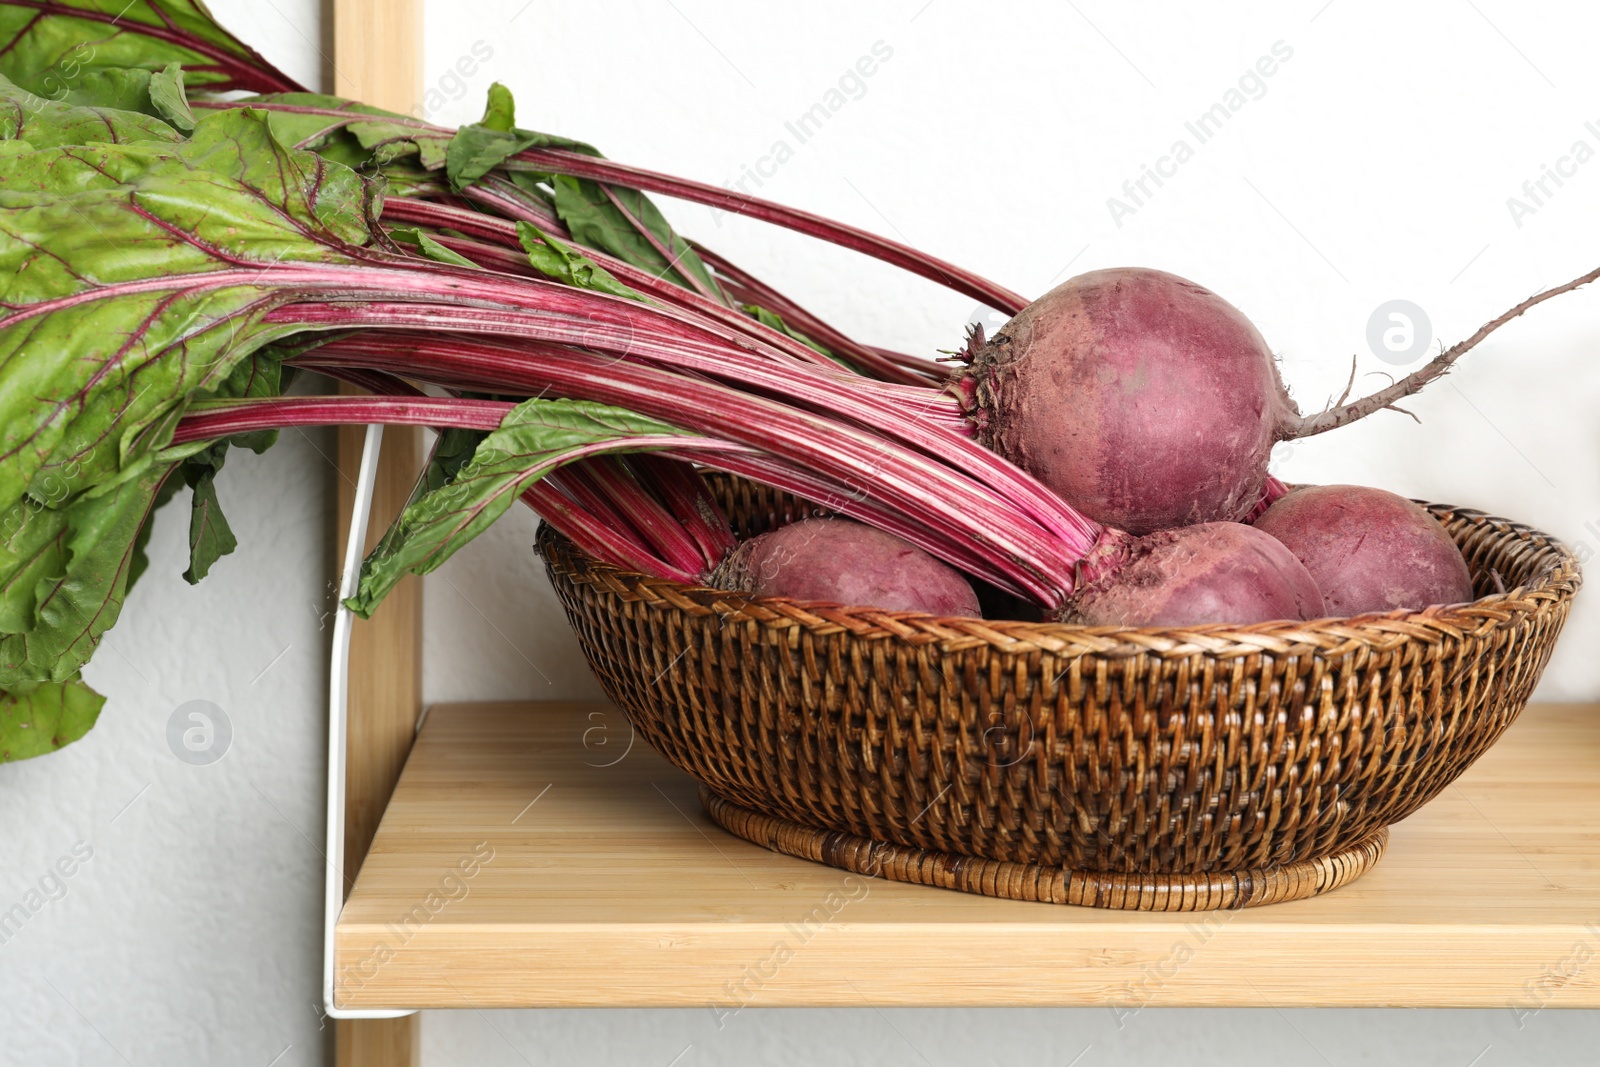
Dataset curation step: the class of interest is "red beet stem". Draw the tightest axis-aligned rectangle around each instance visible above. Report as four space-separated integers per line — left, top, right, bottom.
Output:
284 366 687 579
275 301 1078 546
676 448 1034 600
502 150 1028 313
1245 475 1291 523
366 212 951 419
289 335 1084 602
626 454 738 562
387 196 855 378
573 455 713 575
281 290 960 433
175 384 1055 598
171 395 515 443
174 393 716 581
189 98 1025 312
458 182 939 389
524 476 693 581
50 252 954 444
690 243 941 388
464 177 569 234
292 329 1084 555
388 191 940 391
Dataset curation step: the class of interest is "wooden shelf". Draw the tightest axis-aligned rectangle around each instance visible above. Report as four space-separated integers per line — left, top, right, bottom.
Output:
334 702 1600 1010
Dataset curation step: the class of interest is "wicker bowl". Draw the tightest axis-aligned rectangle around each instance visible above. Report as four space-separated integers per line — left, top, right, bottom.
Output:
538 477 1580 910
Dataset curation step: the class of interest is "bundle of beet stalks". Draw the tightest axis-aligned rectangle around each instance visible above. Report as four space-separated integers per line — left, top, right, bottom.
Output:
0 2 1589 760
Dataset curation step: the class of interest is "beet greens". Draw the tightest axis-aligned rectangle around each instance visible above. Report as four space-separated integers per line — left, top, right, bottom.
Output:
0 78 1104 760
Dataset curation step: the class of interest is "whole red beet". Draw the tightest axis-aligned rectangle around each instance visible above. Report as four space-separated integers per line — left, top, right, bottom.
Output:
712 518 982 617
1253 485 1475 615
1068 522 1323 627
963 268 1299 535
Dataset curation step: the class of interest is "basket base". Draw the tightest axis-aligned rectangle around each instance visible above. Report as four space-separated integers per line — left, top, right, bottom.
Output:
701 788 1389 911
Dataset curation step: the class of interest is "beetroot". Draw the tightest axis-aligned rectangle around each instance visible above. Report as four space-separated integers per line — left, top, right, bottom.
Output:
964 268 1299 535
1068 522 1322 627
712 518 982 617
1253 485 1475 615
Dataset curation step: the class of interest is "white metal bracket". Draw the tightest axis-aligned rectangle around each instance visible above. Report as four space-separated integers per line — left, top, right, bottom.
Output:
322 424 417 1020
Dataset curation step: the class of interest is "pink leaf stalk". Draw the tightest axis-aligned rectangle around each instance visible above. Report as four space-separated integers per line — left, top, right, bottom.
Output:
271 299 1082 548
525 476 692 580
625 453 738 562
688 242 943 387
286 330 1097 599
188 98 1029 311
502 150 1028 314
566 456 713 575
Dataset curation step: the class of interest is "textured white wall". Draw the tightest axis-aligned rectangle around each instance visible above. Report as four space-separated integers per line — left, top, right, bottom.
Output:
4 2 1597 1066
0 425 335 1067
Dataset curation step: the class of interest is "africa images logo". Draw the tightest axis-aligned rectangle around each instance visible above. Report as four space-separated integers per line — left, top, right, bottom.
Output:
1107 41 1295 227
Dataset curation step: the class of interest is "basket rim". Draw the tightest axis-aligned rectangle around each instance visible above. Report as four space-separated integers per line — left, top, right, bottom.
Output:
538 500 1581 655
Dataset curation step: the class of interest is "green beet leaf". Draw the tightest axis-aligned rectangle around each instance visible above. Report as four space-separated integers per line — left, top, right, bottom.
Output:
364 425 489 570
390 226 480 269
346 399 682 618
0 676 104 762
60 66 158 115
47 62 194 131
444 81 598 191
0 71 181 146
515 221 641 301
420 426 489 491
236 92 453 171
438 83 723 303
0 496 71 634
375 162 450 201
181 464 234 584
478 81 516 133
742 304 832 357
550 174 725 304
214 83 727 308
0 463 173 688
0 107 365 693
0 108 369 514
60 66 154 112
169 348 286 584
0 1 301 96
125 471 180 594
147 62 196 131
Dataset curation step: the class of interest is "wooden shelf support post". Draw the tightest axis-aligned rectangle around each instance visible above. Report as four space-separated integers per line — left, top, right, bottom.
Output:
329 0 425 1062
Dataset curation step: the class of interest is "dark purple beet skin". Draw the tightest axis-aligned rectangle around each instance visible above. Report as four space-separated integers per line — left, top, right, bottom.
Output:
711 518 982 617
1067 522 1323 627
1253 485 1475 615
964 268 1300 536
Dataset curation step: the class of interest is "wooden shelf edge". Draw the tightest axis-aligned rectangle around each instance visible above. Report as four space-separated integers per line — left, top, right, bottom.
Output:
334 702 1600 1011
334 929 1600 1010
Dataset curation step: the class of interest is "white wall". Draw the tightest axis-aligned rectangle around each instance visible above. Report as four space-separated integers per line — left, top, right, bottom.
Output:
0 424 336 1067
3 2 1596 1065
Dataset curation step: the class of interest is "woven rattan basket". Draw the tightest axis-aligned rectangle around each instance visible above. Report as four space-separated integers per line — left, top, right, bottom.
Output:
538 476 1580 910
